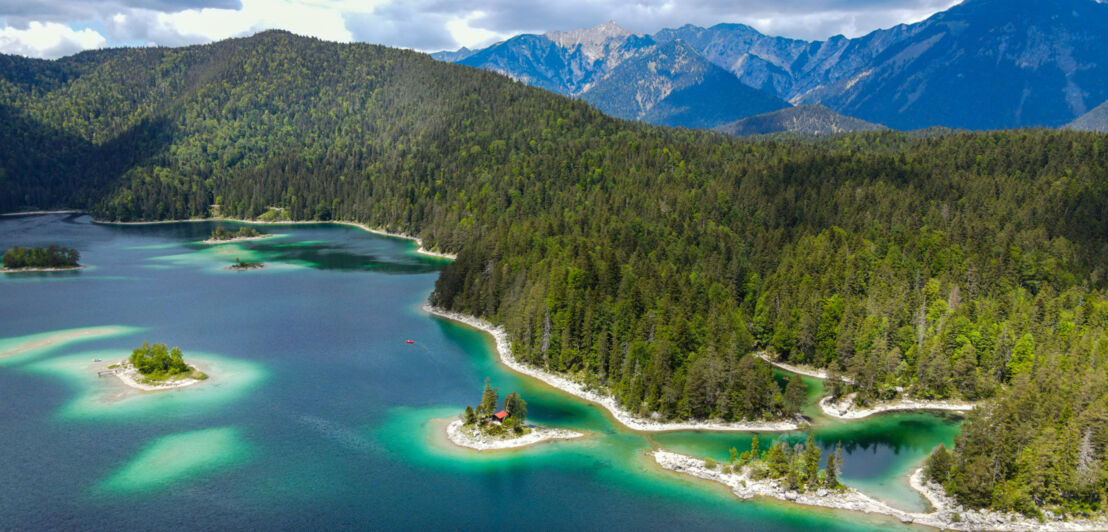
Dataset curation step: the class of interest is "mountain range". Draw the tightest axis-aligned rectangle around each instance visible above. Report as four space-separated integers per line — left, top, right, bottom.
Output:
3 30 1107 520
435 0 1108 131
439 22 787 129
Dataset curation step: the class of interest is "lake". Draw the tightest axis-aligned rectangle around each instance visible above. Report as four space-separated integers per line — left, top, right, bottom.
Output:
0 214 961 531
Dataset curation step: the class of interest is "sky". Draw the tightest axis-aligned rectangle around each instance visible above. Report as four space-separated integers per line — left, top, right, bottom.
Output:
0 0 963 60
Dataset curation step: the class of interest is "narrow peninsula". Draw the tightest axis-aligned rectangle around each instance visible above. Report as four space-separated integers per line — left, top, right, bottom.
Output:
426 305 804 433
110 342 209 391
1 245 83 273
655 446 1108 531
447 379 582 451
756 352 977 420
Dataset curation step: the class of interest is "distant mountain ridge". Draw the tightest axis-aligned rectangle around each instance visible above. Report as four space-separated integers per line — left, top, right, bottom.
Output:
447 22 787 128
715 105 885 137
437 0 1108 131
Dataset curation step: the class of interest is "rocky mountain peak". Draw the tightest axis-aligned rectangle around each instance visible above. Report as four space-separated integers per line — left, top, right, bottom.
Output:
547 21 633 61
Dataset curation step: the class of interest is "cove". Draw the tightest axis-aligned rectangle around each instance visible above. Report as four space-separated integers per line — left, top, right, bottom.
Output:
0 213 958 531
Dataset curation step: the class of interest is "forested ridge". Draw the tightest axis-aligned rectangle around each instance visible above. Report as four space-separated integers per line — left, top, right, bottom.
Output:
2 30 1107 516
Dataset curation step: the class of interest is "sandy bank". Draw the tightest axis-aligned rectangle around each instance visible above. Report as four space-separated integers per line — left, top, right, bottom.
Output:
109 360 207 392
820 393 975 420
446 419 582 451
2 266 85 274
425 305 803 433
94 217 457 260
0 327 121 359
653 449 1107 531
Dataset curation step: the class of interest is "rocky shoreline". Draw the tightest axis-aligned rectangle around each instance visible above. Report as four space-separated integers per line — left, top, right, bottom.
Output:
756 353 977 420
1 266 85 274
820 393 975 420
424 305 804 433
445 419 583 451
653 449 1108 531
109 360 206 392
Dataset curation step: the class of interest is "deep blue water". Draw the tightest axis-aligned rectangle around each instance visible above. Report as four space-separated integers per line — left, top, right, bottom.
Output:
0 214 957 531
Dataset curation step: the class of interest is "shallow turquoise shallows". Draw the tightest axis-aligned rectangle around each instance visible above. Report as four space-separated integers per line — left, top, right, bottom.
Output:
0 214 960 531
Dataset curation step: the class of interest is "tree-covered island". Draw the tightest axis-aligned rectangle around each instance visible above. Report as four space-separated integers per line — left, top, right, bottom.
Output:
124 342 208 385
447 379 583 451
709 435 845 492
1 245 80 270
229 257 264 270
208 225 266 242
463 378 529 438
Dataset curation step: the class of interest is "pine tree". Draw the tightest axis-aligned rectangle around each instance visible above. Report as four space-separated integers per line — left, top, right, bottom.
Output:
765 441 789 478
504 391 528 422
924 443 952 484
478 378 499 417
783 377 807 414
825 441 843 488
803 434 822 488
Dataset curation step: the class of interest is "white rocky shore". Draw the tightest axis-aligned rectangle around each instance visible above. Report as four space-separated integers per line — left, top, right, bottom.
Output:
96 216 457 260
446 419 582 451
1 266 85 274
756 353 978 421
820 393 975 420
653 449 1108 531
109 360 207 392
425 305 803 433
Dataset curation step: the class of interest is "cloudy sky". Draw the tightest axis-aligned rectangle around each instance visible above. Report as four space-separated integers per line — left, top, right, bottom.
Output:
0 0 962 59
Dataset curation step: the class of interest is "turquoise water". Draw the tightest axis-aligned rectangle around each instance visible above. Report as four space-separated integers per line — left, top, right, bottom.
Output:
0 214 959 530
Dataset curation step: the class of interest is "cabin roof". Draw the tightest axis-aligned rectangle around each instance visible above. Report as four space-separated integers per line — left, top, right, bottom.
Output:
493 410 509 420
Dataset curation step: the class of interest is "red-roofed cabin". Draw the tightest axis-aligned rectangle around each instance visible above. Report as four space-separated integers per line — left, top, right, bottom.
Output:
492 410 509 422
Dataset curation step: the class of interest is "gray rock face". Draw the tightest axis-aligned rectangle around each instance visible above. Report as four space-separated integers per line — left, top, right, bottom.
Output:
434 0 1108 131
1066 99 1108 132
450 23 787 129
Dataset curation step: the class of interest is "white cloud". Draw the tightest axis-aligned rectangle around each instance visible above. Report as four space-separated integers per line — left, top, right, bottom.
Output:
0 0 967 59
0 21 106 58
445 10 510 49
108 0 370 46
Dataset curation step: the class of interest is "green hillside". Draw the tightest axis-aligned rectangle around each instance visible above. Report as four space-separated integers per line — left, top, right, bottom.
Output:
1 31 1107 517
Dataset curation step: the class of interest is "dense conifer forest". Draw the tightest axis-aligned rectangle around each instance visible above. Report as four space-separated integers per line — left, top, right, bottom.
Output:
1 31 1106 515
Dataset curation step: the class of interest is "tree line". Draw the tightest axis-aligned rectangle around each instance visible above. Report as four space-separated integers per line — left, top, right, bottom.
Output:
0 31 1105 516
1 245 79 269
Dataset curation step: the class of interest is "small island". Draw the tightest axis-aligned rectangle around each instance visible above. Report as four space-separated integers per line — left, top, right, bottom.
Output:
1 245 82 272
111 342 209 391
228 257 264 271
446 379 582 451
204 225 273 243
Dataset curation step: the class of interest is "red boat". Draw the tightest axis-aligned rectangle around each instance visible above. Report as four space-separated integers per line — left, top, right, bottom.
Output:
406 339 414 344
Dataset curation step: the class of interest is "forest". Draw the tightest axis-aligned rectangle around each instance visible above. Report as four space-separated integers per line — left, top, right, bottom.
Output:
0 30 1106 516
128 342 206 381
1 245 80 269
